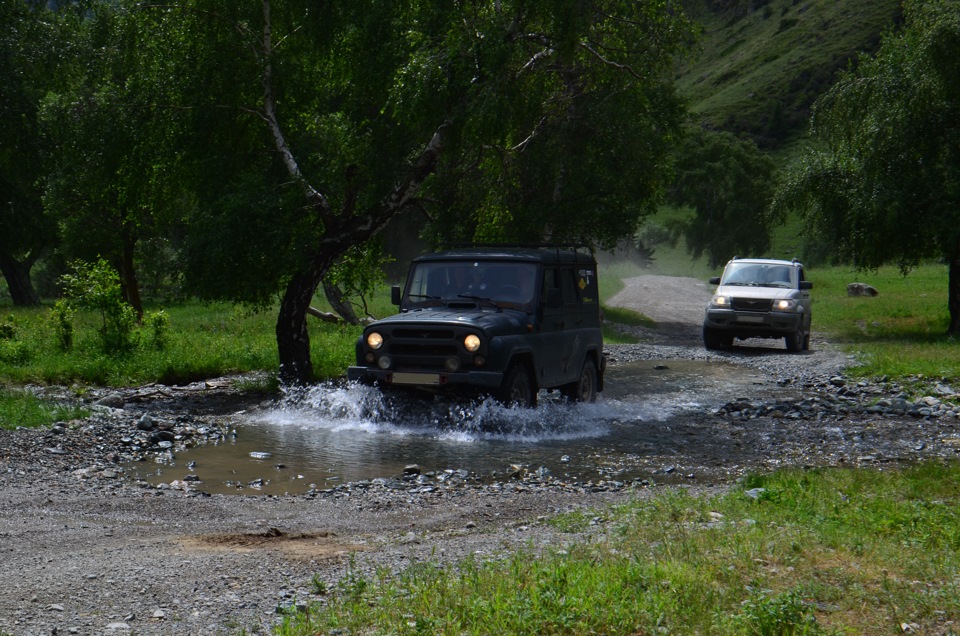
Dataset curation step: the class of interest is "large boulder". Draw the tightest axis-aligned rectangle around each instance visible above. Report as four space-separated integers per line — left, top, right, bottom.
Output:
847 282 879 297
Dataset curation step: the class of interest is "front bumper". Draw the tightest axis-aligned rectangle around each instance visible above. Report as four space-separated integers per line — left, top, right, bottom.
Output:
704 309 803 337
347 366 505 391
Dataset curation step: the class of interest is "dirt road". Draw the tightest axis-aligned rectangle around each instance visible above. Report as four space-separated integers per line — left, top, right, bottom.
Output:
2 275 955 635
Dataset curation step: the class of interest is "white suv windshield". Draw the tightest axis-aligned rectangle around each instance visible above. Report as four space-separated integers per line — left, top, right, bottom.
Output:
721 262 794 288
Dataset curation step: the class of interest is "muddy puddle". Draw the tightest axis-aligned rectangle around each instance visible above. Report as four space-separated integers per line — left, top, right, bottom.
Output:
125 360 795 495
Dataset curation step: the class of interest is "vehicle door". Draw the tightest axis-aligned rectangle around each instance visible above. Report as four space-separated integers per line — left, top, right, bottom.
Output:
797 266 813 328
537 266 583 387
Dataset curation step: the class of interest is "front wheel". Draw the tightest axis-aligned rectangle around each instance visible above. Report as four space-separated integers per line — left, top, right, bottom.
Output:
561 358 598 403
497 363 537 408
703 327 726 351
785 328 804 353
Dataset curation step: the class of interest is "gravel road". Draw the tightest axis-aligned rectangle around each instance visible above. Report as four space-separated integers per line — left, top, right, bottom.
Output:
2 275 958 635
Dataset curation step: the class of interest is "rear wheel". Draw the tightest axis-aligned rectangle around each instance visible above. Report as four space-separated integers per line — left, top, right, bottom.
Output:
561 358 598 403
497 363 537 408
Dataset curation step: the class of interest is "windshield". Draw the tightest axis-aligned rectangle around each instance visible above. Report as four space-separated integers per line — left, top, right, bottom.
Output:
405 261 539 309
721 262 794 288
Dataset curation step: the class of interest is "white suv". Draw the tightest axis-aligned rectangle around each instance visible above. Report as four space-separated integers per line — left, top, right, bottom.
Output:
703 257 813 352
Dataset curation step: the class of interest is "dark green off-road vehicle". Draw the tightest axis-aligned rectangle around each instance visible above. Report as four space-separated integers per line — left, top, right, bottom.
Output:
347 244 605 407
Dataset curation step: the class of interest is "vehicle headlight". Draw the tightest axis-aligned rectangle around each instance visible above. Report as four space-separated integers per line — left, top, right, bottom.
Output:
710 295 730 307
464 334 481 352
366 332 384 350
773 299 796 311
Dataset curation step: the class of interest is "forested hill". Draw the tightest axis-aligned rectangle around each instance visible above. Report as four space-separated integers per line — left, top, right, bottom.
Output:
677 0 903 149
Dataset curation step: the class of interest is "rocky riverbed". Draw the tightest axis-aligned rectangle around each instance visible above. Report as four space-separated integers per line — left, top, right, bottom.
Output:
1 275 959 635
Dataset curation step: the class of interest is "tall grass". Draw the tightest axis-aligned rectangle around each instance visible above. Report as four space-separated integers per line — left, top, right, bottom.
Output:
0 387 89 430
0 301 363 387
275 462 960 635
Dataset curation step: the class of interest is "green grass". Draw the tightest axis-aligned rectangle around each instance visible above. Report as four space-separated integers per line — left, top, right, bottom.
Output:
809 264 958 380
0 387 89 430
597 259 656 344
0 299 363 387
272 462 960 635
676 0 901 146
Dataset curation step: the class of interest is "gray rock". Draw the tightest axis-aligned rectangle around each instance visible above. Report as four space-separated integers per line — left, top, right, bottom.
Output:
95 394 125 409
847 282 879 297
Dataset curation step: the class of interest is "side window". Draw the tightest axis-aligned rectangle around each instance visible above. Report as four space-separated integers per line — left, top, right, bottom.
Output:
560 267 581 307
542 267 561 312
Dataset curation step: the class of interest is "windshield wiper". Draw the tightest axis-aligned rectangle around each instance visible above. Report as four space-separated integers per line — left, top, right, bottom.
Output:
408 293 441 300
457 294 502 310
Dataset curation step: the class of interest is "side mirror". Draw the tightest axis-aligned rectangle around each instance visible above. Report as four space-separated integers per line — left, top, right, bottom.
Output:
391 285 402 305
800 281 813 290
709 277 721 285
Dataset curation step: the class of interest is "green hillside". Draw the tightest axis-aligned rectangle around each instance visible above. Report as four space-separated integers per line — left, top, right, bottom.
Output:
677 0 902 148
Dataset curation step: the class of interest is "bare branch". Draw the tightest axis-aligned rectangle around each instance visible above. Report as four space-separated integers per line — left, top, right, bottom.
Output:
578 41 644 80
258 0 332 219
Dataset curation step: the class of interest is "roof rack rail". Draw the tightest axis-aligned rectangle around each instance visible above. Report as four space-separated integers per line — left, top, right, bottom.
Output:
441 242 595 256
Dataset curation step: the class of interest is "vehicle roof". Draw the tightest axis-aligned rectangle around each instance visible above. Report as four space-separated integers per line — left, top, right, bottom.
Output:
726 258 804 267
414 245 596 265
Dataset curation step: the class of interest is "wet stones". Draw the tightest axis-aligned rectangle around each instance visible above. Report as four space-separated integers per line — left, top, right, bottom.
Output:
715 374 959 422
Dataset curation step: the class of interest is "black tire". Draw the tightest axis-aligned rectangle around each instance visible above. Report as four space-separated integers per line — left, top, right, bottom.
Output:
802 330 811 351
703 327 725 351
497 363 537 408
785 328 803 352
561 358 598 403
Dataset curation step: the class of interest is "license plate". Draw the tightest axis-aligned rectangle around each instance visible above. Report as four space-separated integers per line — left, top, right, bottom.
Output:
737 315 764 324
391 372 441 385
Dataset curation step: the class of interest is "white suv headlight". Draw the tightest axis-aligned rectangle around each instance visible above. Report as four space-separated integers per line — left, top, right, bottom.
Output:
710 295 730 307
773 299 797 311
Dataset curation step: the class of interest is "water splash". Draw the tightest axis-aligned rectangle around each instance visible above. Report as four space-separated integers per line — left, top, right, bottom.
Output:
253 380 692 443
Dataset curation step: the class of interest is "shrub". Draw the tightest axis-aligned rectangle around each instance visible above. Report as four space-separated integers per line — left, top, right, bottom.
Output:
0 339 30 365
49 300 74 351
144 310 170 351
57 259 138 354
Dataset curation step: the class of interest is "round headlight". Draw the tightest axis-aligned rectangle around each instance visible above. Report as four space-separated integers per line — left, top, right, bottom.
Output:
366 332 384 350
377 355 392 369
464 334 481 352
711 295 729 307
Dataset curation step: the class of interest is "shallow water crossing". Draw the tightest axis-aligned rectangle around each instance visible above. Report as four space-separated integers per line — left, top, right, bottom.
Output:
127 360 790 495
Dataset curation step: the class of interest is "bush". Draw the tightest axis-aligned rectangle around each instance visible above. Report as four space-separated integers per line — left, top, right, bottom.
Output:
144 310 170 351
49 300 74 351
57 259 138 354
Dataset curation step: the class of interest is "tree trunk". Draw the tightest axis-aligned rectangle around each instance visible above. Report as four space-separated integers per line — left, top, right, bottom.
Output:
948 235 960 336
276 268 323 385
259 0 445 384
322 278 360 325
0 252 40 306
119 227 144 321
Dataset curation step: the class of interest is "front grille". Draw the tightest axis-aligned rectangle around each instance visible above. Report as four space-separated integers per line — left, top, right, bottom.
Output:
393 328 455 339
381 326 464 370
732 298 771 312
391 343 458 356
